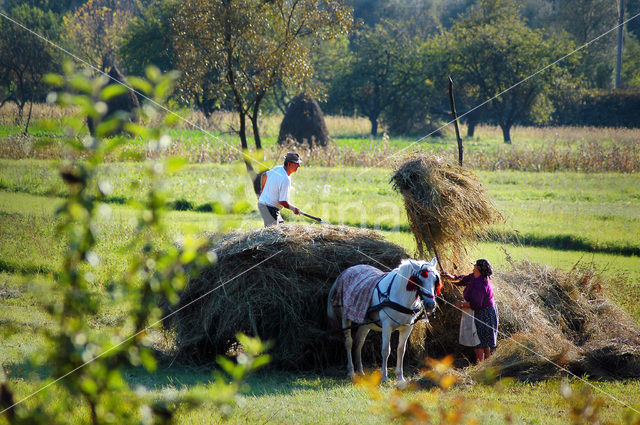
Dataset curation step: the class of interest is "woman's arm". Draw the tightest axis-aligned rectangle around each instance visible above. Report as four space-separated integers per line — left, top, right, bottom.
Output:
448 273 472 286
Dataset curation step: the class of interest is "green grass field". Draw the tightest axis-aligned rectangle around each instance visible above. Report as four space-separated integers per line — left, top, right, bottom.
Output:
1 117 640 424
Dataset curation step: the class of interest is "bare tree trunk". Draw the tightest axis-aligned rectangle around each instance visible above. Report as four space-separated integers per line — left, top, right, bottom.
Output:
369 115 379 137
251 95 264 151
23 101 34 135
500 123 512 144
237 110 260 197
466 110 479 138
616 0 625 89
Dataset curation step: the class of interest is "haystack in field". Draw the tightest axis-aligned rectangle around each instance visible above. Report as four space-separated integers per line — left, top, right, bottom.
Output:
87 64 140 136
425 259 640 381
474 260 640 380
390 154 640 380
163 224 413 370
278 93 329 147
391 155 500 268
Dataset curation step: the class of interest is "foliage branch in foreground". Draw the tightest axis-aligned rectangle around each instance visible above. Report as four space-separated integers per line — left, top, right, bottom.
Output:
0 62 270 424
355 355 640 425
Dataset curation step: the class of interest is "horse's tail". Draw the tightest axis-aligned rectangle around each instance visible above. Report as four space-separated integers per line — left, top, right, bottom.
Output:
327 277 341 329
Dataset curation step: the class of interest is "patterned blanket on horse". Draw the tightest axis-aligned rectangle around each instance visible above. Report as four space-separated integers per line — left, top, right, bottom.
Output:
332 264 388 323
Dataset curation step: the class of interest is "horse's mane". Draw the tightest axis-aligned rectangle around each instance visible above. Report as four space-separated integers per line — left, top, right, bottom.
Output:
396 259 419 283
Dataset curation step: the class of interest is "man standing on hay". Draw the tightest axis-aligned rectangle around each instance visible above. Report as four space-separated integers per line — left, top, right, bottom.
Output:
257 152 302 226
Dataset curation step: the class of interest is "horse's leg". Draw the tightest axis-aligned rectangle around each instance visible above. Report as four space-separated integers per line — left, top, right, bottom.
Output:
342 315 355 378
380 320 392 382
395 325 412 382
353 326 370 375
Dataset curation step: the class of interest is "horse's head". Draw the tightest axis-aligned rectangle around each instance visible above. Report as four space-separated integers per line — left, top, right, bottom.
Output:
404 258 441 313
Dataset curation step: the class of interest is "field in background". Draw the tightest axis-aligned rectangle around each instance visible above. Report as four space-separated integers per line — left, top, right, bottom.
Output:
1 109 639 424
1 105 639 172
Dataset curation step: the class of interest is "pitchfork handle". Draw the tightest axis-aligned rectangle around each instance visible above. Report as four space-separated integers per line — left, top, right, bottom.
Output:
300 211 322 222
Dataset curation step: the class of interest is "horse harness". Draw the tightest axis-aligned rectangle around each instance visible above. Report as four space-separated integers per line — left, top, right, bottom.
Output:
366 271 434 327
330 270 436 334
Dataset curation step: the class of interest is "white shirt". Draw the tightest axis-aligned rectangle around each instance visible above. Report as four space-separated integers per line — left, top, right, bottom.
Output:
258 166 291 209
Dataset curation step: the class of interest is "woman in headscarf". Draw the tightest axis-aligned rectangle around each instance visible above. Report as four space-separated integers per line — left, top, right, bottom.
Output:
444 259 498 362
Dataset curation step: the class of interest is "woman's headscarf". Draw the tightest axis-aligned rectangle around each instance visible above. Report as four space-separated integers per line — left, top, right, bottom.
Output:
475 259 493 277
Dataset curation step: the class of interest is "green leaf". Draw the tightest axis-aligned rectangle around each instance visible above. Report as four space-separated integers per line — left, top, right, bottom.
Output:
100 84 129 101
44 73 65 87
128 76 153 95
251 354 271 371
140 348 157 372
95 118 122 138
80 377 98 396
217 356 241 380
180 249 197 264
70 75 92 94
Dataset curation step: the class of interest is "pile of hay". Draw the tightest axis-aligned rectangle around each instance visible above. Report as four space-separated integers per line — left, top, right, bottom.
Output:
423 259 640 381
163 224 413 370
472 259 640 380
390 155 500 267
278 93 329 147
164 224 640 379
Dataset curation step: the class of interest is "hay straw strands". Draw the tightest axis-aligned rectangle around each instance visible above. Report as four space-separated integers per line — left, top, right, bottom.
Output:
163 224 410 370
391 155 501 268
163 222 640 380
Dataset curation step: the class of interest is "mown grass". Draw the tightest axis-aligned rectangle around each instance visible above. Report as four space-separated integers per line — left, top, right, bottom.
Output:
2 160 638 258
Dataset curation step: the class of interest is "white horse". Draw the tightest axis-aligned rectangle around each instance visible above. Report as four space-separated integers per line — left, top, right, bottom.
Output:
327 258 441 382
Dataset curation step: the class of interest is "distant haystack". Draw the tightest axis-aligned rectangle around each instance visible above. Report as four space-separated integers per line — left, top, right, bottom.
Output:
278 93 329 147
87 64 140 136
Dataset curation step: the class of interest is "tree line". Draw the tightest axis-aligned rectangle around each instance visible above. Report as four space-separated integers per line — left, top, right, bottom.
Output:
1 0 640 143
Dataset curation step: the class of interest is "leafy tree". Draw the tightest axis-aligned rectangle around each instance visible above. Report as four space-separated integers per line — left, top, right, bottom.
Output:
62 0 139 71
119 0 176 77
0 4 60 133
171 0 351 180
332 20 424 136
3 0 87 13
312 35 352 115
433 0 579 143
380 34 440 136
347 0 439 33
621 32 640 88
550 0 618 89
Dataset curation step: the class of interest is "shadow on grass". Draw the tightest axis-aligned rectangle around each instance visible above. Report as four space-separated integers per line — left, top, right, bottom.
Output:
122 357 348 396
487 231 640 257
0 258 53 275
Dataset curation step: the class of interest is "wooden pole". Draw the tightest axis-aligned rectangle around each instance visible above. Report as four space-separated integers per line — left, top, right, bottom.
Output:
448 77 464 166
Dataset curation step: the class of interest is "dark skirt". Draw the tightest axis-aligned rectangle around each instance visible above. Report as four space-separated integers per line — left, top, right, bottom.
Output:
474 304 498 348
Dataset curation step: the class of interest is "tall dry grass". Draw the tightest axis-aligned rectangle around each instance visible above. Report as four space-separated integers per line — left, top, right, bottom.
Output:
0 102 78 124
179 110 372 138
471 141 640 172
471 124 640 144
1 104 638 172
